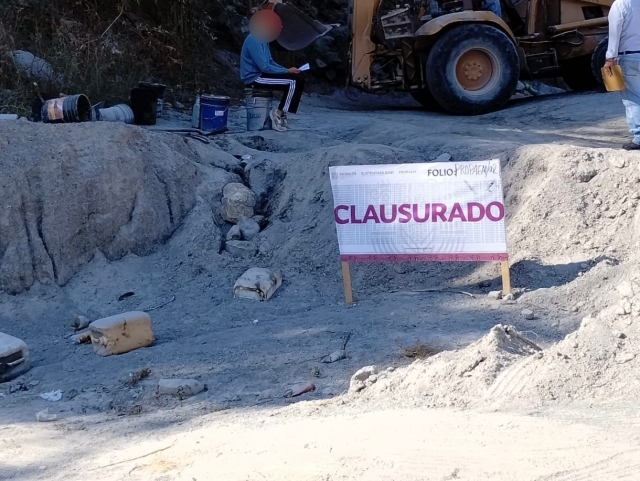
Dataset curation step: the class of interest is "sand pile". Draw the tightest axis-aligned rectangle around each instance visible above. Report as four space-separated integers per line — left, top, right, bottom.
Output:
0 121 238 294
487 277 640 407
346 324 542 409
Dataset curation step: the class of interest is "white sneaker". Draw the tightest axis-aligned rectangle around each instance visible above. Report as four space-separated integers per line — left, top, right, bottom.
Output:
269 109 287 132
281 112 289 129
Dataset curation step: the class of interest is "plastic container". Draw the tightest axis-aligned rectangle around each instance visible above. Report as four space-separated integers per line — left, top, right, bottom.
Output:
200 95 230 133
138 82 166 116
191 95 201 129
245 97 273 131
98 104 134 124
130 88 158 126
42 94 92 123
0 332 30 382
89 311 155 356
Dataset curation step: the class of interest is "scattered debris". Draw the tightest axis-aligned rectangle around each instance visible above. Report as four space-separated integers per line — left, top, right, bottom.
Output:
0 332 30 382
233 267 282 301
321 350 347 363
35 408 58 422
89 311 155 356
40 390 63 402
487 291 503 300
157 379 206 398
66 389 79 400
71 330 91 344
9 382 29 394
221 183 256 223
349 366 378 393
521 309 535 320
397 340 436 359
311 366 321 377
144 295 176 312
284 382 316 398
225 240 258 258
71 315 91 331
118 291 135 301
389 288 475 298
113 404 143 416
124 367 152 388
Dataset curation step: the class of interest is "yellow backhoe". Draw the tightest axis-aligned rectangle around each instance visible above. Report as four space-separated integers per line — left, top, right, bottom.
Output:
270 0 611 114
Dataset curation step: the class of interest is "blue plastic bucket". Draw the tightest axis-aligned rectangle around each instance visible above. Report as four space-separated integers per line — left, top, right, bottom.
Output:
200 95 230 133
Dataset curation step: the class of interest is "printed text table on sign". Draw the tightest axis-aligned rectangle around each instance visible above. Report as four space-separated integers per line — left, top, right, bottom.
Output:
329 160 509 305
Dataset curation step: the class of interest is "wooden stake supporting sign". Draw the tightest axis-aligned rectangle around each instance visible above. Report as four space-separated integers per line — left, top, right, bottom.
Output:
329 159 510 306
501 260 512 295
341 261 354 306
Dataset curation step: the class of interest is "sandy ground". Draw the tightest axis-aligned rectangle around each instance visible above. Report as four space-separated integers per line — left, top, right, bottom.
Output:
2 89 640 480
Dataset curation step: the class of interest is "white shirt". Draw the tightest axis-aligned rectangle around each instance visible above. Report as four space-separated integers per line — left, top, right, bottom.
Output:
607 0 640 59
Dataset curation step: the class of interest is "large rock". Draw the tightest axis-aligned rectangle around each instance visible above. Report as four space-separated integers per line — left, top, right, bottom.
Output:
220 183 256 223
10 50 64 86
0 122 211 294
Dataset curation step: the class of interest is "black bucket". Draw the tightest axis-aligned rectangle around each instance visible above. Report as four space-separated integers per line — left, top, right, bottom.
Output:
42 94 92 123
130 88 158 126
138 82 166 116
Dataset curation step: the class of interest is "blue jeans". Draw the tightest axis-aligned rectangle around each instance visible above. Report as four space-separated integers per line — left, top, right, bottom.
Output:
620 53 640 146
484 0 502 16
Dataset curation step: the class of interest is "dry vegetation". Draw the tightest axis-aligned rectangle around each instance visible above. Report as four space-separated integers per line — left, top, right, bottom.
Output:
0 0 346 116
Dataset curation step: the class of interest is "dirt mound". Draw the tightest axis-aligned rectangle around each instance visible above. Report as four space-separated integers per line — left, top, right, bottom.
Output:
346 325 541 408
487 279 640 407
0 120 238 294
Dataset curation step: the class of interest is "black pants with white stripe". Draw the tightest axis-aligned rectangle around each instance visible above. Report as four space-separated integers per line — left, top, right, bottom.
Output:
250 73 305 114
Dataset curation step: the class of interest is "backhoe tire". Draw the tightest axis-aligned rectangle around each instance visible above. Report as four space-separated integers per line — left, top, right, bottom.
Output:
560 55 598 91
425 24 519 115
591 37 608 87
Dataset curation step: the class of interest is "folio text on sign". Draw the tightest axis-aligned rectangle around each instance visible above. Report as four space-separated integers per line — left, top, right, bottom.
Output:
329 160 508 263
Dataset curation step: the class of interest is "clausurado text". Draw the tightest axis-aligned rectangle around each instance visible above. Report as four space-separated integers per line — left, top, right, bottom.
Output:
334 202 505 225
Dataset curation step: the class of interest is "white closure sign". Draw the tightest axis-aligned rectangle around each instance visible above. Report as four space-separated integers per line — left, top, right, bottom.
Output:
328 160 508 263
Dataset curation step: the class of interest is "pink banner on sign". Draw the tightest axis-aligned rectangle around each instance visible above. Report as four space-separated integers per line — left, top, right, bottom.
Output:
341 253 508 263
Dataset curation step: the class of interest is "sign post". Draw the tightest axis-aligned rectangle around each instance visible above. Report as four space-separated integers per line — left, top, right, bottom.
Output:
329 160 509 305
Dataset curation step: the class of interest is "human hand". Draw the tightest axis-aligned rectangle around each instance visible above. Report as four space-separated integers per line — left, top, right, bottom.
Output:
604 58 614 75
288 67 300 74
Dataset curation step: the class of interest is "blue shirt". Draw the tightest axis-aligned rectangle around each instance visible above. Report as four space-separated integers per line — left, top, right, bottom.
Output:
240 34 288 84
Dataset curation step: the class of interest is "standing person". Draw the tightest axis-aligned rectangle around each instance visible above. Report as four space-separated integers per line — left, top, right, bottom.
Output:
240 8 305 132
604 0 640 150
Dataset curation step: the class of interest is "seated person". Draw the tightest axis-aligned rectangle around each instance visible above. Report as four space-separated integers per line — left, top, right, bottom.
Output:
240 9 304 132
